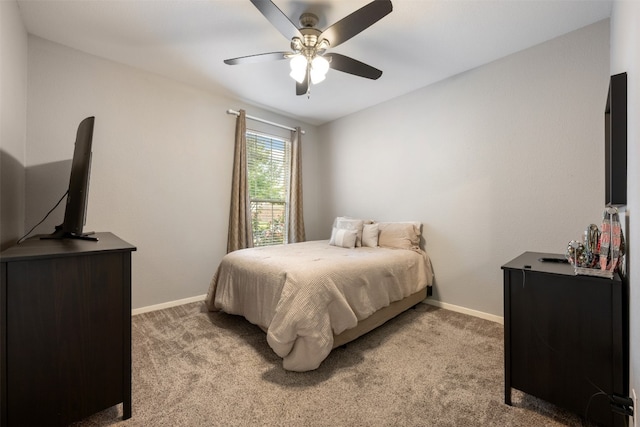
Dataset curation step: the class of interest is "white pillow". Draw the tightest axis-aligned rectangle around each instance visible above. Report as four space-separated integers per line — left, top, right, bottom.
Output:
377 222 421 250
362 223 379 247
334 217 365 247
329 227 357 249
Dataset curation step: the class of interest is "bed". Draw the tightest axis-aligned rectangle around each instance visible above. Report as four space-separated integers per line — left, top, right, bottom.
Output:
205 219 434 371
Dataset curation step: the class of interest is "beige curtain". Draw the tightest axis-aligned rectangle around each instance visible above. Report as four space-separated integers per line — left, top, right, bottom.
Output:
287 127 306 243
227 110 253 253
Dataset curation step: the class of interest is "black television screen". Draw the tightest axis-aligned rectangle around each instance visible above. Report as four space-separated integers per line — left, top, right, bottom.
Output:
605 72 627 206
43 116 97 241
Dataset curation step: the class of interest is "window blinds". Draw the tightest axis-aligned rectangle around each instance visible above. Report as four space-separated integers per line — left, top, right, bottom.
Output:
246 131 291 246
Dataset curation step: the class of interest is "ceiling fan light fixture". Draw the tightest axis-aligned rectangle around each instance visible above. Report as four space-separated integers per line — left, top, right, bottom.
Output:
290 37 304 53
316 39 330 55
310 55 329 84
289 55 308 83
310 69 325 84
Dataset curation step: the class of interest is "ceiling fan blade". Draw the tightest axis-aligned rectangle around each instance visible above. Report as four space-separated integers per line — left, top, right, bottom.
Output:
319 0 392 49
326 53 382 80
250 0 303 41
296 73 309 96
224 51 288 65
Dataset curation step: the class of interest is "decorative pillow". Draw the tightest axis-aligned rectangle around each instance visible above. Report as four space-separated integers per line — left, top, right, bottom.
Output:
329 227 357 249
333 217 365 247
362 223 379 247
377 222 421 250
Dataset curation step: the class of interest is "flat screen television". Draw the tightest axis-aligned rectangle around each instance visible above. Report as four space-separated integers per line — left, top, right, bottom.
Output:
43 116 97 241
605 72 627 206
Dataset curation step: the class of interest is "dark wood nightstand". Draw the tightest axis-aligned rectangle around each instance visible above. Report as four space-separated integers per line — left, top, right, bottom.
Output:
502 252 628 427
1 233 136 426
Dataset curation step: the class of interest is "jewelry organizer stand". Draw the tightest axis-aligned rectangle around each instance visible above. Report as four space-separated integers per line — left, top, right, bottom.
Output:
574 207 619 279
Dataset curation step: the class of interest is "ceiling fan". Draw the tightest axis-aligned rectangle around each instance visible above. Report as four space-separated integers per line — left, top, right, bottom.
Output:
224 0 393 96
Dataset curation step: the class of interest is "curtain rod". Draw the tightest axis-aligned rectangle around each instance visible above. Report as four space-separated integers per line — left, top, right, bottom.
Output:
226 109 305 134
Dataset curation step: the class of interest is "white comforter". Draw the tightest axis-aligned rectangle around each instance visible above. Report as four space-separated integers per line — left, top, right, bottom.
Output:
205 240 433 371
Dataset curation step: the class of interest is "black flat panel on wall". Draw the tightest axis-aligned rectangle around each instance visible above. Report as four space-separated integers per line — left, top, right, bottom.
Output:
605 72 627 206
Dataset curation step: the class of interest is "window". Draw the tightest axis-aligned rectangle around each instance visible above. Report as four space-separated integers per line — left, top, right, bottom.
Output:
246 131 291 247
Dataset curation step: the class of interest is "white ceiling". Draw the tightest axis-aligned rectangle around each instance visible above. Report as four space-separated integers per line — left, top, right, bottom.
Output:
16 0 612 126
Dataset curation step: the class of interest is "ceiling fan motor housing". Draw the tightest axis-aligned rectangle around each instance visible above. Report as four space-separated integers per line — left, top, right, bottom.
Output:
299 12 319 28
291 28 329 57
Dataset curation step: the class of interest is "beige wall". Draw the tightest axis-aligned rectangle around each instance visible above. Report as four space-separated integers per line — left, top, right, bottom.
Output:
318 20 610 317
611 0 640 408
25 36 322 309
0 0 28 250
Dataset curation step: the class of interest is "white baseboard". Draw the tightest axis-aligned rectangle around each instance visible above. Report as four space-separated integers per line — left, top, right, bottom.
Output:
132 294 504 325
132 294 206 316
423 299 504 325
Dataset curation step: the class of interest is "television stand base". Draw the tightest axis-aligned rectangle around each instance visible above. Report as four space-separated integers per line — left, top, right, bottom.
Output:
41 229 98 242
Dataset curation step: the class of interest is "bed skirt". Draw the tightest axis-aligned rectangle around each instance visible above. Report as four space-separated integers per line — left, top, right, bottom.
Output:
332 286 428 348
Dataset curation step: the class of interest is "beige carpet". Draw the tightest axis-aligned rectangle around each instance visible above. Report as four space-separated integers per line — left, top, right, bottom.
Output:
72 302 590 426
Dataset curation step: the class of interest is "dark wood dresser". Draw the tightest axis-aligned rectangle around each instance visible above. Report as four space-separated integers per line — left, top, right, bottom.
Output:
0 232 136 426
502 252 628 427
